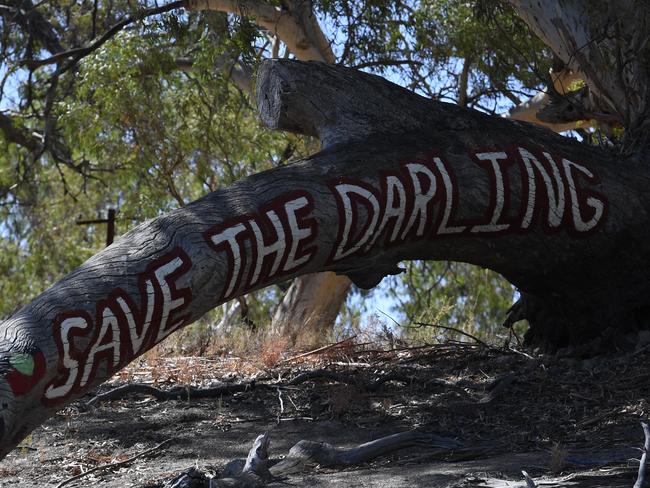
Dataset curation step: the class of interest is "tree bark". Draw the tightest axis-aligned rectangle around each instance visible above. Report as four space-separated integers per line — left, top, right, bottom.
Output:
0 59 648 459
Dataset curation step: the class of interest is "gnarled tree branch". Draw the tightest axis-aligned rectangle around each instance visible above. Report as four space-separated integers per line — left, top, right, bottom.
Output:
20 1 186 74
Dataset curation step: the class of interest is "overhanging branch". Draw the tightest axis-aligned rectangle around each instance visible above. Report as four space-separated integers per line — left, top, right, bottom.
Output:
505 69 600 132
175 53 254 95
1 0 64 55
186 0 331 62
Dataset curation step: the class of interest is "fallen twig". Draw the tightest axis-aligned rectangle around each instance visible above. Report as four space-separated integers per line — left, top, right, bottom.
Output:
634 422 650 488
478 373 517 404
56 438 173 488
276 388 284 424
287 369 355 386
287 369 413 392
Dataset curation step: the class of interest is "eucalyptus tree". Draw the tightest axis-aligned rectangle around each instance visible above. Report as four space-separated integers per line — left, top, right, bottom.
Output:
0 0 645 460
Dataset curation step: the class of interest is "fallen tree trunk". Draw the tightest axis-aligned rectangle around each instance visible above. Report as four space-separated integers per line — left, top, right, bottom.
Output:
0 59 648 458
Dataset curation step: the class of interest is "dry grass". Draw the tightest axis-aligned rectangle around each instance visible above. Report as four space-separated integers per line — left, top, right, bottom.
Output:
115 309 415 384
258 336 290 367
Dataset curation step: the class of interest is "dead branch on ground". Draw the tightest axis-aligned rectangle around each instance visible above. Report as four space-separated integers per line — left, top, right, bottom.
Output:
162 430 461 488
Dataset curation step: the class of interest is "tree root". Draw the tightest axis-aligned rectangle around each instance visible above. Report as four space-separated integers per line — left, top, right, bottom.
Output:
87 369 419 407
86 382 266 407
162 430 462 488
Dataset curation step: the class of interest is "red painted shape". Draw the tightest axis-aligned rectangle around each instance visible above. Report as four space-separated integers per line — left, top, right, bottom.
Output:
5 351 46 397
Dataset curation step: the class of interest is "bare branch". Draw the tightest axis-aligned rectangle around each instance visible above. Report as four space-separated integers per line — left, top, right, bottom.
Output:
505 69 597 132
508 0 647 133
174 53 254 96
458 57 471 108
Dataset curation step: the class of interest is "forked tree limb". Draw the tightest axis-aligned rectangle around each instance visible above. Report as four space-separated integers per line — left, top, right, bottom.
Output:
183 0 351 345
505 69 595 132
86 381 267 406
0 60 649 459
0 0 65 55
268 430 461 476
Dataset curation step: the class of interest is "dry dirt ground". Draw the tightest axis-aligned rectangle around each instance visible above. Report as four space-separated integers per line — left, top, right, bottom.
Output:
2 340 650 487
